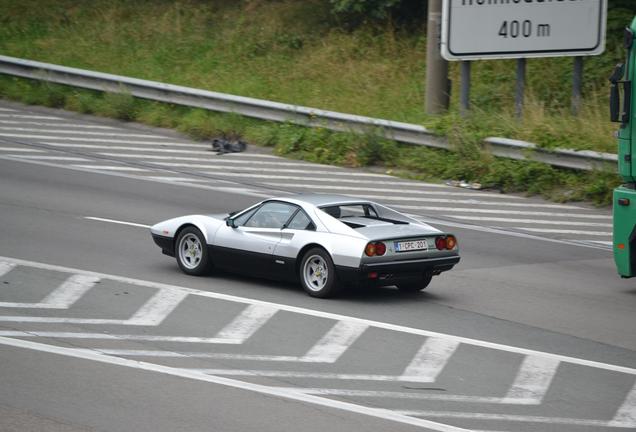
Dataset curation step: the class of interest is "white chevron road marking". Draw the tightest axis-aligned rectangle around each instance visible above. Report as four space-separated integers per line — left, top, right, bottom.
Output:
300 321 368 363
400 337 459 382
0 336 471 432
0 261 16 277
0 274 99 308
214 304 278 342
502 355 560 404
0 331 242 344
609 381 636 428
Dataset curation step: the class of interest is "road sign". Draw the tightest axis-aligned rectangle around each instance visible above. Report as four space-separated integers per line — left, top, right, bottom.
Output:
441 0 606 60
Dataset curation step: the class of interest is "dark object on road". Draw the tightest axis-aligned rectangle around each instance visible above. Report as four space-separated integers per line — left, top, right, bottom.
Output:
211 138 247 155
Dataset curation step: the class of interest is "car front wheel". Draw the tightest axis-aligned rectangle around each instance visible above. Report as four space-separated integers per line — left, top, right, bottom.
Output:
176 227 211 276
300 248 339 298
397 272 433 292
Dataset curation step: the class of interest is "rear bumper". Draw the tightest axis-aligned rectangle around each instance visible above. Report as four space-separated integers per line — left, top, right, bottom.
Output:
152 234 175 257
336 255 460 287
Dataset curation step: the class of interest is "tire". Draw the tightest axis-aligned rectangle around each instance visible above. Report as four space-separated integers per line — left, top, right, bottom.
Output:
175 227 211 276
299 248 339 298
397 272 433 292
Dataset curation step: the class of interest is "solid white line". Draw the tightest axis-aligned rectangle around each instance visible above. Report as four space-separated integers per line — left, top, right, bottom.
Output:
214 304 279 342
395 410 613 427
72 165 149 172
0 331 241 344
0 119 117 129
9 155 90 161
0 127 166 139
400 338 459 382
192 369 419 380
1 255 634 376
609 381 636 428
0 114 63 120
0 134 196 146
388 206 609 219
301 321 368 363
98 153 345 169
517 228 612 236
450 216 611 227
276 388 538 404
0 261 16 277
155 162 392 178
0 107 16 112
127 288 189 326
44 142 211 151
143 176 207 183
91 350 305 362
0 274 99 309
0 336 470 432
0 147 45 152
84 216 151 229
263 182 520 199
502 355 559 404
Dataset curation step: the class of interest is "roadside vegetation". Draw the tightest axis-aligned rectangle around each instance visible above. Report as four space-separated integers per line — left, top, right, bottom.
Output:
0 0 633 205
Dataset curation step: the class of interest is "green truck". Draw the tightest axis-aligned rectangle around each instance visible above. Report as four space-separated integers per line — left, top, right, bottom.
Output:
611 17 636 277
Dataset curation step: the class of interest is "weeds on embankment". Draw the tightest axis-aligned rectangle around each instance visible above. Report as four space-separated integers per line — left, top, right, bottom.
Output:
0 0 629 205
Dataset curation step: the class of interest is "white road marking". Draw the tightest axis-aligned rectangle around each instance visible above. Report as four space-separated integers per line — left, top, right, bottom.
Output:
517 228 612 236
0 134 198 146
0 336 471 432
301 321 368 363
0 107 16 112
263 182 521 199
395 410 623 427
72 165 149 172
502 355 559 404
0 274 99 309
90 350 308 362
0 147 45 152
193 369 435 380
1 255 634 376
155 162 393 178
8 155 90 161
275 388 541 405
84 216 151 228
0 261 16 277
43 142 211 151
0 114 63 120
400 338 459 382
609 381 636 428
214 304 279 342
126 288 189 326
0 119 117 129
0 331 241 344
0 127 166 138
143 176 207 183
387 206 609 219
451 215 611 227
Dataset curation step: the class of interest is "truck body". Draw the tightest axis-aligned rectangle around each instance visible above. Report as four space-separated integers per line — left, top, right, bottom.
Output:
611 17 636 277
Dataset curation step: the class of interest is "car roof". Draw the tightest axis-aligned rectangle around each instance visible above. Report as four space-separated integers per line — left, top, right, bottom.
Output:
275 193 372 207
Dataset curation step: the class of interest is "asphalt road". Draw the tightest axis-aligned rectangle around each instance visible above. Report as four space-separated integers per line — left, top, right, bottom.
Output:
0 101 635 432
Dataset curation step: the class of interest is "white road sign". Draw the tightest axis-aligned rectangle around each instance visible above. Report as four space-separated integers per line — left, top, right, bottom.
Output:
441 0 606 60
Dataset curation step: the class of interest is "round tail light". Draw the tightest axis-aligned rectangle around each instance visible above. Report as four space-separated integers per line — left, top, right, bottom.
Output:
375 242 386 256
435 236 447 250
365 243 377 256
446 235 457 250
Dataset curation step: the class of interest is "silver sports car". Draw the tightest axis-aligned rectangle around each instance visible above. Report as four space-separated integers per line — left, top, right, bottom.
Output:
150 194 460 297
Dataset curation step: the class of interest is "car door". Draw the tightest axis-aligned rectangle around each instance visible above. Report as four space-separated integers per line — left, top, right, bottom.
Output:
273 208 318 280
213 201 297 276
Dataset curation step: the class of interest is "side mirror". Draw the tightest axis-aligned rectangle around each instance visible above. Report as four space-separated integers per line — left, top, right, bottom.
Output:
609 63 631 125
225 218 236 228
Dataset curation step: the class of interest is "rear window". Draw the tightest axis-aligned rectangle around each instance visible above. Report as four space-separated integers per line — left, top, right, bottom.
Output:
320 204 378 219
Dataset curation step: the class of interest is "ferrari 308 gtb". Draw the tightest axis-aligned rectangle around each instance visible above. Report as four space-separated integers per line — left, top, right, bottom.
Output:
150 194 460 297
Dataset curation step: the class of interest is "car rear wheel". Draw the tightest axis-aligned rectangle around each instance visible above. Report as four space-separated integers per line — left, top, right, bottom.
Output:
397 272 433 292
176 227 211 276
300 248 339 298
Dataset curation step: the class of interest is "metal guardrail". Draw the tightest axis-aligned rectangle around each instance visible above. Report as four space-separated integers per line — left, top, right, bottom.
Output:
0 54 616 171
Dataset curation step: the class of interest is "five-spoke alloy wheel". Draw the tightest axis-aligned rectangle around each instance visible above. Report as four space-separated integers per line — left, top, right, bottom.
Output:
176 227 211 276
300 248 338 298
